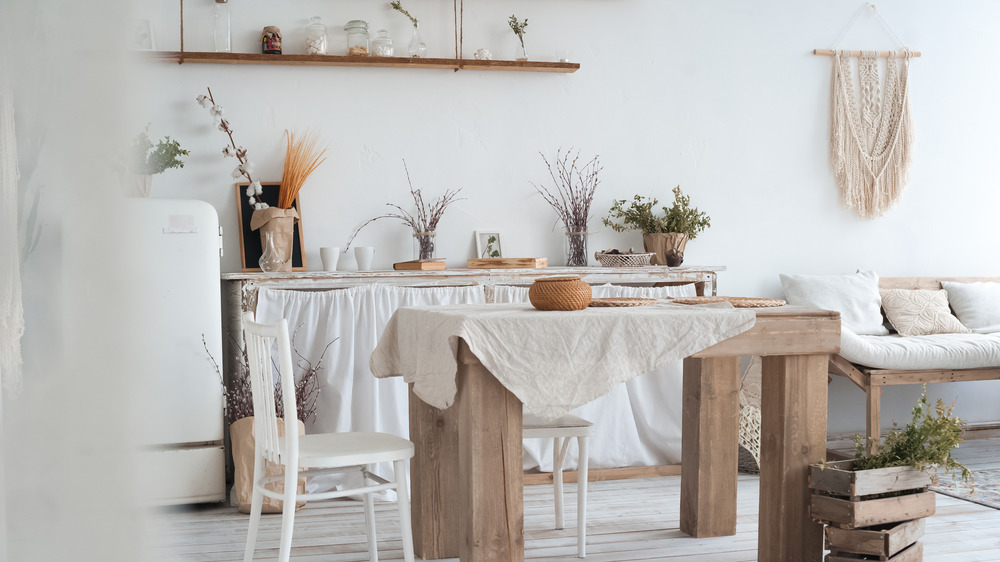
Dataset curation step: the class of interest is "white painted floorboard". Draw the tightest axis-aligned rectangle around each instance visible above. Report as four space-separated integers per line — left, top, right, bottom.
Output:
147 438 1000 561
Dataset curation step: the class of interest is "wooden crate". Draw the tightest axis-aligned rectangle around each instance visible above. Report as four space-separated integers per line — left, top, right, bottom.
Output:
826 541 923 562
810 461 934 529
811 490 935 529
811 460 931 497
825 519 924 559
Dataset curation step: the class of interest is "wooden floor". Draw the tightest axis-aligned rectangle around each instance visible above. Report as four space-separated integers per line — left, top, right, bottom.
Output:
148 437 1000 561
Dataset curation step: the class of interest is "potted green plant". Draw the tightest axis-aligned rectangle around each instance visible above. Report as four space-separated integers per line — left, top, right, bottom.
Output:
127 124 189 197
602 186 710 266
809 389 971 561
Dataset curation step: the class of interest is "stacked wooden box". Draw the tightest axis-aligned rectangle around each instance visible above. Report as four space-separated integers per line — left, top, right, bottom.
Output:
810 460 935 561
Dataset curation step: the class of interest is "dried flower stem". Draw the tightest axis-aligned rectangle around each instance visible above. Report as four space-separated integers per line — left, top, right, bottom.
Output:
391 1 419 27
205 87 255 187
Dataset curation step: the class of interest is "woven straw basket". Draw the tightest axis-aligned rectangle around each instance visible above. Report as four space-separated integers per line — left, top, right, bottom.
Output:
528 276 592 311
595 252 654 268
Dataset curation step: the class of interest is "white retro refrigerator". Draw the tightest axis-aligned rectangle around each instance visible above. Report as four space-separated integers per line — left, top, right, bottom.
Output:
124 199 226 505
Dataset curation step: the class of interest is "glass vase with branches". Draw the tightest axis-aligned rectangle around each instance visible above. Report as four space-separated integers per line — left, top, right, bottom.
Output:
531 149 602 267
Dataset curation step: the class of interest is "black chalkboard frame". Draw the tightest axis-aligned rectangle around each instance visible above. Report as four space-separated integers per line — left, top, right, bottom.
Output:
235 182 307 272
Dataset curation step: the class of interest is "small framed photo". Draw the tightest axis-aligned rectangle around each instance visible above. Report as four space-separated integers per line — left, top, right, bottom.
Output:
475 231 503 259
129 19 156 51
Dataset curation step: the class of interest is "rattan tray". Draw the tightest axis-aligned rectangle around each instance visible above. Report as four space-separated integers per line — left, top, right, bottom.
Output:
672 296 786 308
588 297 659 307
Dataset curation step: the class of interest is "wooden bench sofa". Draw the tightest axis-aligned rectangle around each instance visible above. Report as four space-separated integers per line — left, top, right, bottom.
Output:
827 276 1000 449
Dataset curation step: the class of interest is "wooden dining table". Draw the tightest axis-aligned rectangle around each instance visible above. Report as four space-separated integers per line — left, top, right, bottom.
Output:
398 305 840 562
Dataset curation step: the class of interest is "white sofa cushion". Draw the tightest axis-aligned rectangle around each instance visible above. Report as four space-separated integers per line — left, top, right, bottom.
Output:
879 288 970 337
841 329 1000 370
942 281 1000 333
779 271 888 336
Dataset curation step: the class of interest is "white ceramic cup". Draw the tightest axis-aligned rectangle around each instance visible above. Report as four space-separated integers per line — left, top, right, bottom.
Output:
320 247 340 271
354 246 375 271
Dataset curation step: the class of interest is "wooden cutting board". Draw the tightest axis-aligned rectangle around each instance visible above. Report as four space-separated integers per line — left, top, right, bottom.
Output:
393 259 447 271
467 258 548 269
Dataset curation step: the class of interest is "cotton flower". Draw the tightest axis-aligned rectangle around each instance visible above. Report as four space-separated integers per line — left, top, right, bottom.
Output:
232 166 244 179
250 180 263 195
240 161 255 175
210 104 224 118
217 120 229 132
245 186 255 197
196 94 211 108
248 197 256 205
223 146 235 157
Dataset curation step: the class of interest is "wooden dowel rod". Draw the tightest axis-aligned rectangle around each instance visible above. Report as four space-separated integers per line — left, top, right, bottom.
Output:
813 49 921 58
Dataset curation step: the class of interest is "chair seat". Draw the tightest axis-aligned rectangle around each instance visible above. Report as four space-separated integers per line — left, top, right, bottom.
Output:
523 413 593 439
284 432 414 469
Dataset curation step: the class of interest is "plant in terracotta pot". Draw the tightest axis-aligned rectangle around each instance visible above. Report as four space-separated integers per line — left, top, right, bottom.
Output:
125 124 189 197
809 388 971 560
602 186 710 266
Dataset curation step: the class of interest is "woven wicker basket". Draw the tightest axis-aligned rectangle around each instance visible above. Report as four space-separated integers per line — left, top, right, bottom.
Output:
595 252 654 268
528 276 592 311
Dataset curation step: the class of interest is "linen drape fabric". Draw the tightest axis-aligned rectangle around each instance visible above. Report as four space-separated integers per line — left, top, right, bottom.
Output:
0 88 23 395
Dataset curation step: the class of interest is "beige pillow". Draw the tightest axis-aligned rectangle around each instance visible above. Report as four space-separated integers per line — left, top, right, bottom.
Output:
879 289 971 337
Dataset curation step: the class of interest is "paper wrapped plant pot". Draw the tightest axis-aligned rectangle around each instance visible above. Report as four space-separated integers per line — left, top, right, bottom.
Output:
250 207 299 272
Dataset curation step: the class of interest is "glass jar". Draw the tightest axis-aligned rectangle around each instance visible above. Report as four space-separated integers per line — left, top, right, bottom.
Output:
370 29 394 57
413 231 436 260
565 231 589 267
261 26 282 54
304 16 327 55
408 25 427 58
344 20 370 56
212 0 231 53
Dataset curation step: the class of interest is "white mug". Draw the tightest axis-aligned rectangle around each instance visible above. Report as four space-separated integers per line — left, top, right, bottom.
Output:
320 247 340 271
354 246 375 271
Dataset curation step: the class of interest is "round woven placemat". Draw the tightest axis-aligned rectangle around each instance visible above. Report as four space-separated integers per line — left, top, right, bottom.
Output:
588 297 659 307
672 296 786 308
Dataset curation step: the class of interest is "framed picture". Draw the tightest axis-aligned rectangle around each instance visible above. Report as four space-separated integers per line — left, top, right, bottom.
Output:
129 19 156 51
236 183 307 272
475 231 503 259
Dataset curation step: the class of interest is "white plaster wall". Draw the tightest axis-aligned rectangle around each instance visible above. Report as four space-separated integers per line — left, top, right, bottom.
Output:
126 0 1000 434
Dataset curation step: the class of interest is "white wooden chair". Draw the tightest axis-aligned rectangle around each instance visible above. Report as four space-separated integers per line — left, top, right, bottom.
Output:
242 313 415 562
523 413 592 558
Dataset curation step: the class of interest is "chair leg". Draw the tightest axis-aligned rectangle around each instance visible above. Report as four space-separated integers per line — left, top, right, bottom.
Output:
577 436 589 558
394 459 415 562
553 437 565 530
364 492 378 562
277 465 298 562
243 458 266 562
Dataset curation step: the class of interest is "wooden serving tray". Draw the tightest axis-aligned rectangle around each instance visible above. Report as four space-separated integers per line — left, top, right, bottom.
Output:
393 259 447 271
467 258 547 269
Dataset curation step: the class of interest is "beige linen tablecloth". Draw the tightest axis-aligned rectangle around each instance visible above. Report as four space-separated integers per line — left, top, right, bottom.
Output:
371 303 756 420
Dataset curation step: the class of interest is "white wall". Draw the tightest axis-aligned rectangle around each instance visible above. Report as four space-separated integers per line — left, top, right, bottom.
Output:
125 0 1000 434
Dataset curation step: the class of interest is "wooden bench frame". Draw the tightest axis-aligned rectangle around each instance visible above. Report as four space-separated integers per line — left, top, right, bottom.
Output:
828 276 1000 451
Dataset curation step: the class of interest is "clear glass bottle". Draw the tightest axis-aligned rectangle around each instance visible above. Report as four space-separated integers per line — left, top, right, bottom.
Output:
565 231 589 267
408 25 427 58
213 0 231 53
304 16 327 55
371 29 394 57
413 232 436 260
259 231 286 272
344 20 370 56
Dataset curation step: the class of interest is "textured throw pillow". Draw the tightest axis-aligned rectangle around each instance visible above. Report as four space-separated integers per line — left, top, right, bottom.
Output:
879 289 971 336
941 281 1000 333
779 271 889 335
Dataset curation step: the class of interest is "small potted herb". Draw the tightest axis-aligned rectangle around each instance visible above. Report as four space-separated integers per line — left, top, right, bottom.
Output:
602 186 710 266
508 15 528 61
127 124 189 197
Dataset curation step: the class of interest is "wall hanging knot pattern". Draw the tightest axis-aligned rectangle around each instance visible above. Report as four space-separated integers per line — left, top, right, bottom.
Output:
817 3 918 219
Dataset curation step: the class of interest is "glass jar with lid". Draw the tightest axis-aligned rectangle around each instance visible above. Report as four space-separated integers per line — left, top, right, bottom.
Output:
344 20 370 56
370 29 394 57
304 16 327 55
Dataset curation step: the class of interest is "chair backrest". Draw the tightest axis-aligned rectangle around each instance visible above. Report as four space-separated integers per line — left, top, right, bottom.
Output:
242 312 299 465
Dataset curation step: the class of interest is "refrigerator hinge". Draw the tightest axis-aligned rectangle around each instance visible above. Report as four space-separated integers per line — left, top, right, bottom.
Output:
218 226 224 258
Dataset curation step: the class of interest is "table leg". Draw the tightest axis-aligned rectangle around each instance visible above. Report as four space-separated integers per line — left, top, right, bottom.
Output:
759 354 828 562
457 344 524 562
408 384 463 559
680 356 740 537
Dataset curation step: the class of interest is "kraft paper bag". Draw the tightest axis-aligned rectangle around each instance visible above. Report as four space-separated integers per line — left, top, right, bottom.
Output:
231 416 307 513
250 207 299 272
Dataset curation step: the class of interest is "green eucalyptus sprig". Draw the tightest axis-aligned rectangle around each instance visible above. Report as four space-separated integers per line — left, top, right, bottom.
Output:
603 186 711 239
853 386 972 485
391 1 419 27
130 124 189 175
508 15 528 48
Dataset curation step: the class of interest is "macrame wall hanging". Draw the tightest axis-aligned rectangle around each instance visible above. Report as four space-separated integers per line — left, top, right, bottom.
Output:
814 3 921 219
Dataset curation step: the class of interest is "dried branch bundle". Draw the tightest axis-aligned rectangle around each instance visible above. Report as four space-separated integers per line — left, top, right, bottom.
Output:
345 160 463 248
531 149 602 233
279 130 327 209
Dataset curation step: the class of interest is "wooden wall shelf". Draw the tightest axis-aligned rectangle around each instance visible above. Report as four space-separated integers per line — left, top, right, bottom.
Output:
146 51 580 74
